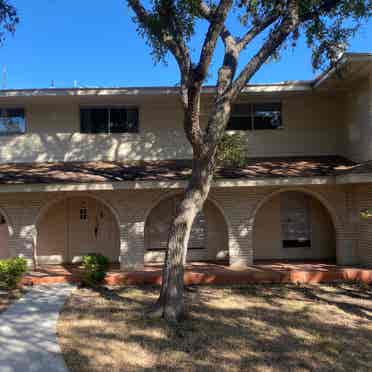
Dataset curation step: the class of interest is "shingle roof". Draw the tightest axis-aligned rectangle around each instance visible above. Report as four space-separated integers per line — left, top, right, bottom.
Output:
0 156 359 185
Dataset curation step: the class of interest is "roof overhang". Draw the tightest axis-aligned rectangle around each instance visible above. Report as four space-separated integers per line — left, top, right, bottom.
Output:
0 176 336 193
0 172 372 193
0 156 369 192
312 53 372 91
0 82 313 99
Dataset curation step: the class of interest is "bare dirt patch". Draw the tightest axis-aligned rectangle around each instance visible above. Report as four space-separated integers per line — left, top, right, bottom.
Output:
58 283 372 372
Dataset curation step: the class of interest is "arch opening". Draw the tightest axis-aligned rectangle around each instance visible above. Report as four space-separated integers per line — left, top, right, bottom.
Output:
253 191 337 263
0 212 10 259
36 196 120 264
144 195 229 263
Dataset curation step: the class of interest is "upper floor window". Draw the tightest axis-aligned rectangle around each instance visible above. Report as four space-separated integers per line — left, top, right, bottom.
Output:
226 103 282 131
0 108 26 135
80 107 139 134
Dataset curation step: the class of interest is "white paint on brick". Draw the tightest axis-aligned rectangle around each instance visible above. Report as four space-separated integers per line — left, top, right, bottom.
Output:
0 176 368 267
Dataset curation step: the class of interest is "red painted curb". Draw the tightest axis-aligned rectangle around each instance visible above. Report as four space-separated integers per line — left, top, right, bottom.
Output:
23 267 372 286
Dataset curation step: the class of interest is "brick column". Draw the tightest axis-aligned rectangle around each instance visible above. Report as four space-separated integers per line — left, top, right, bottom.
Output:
119 220 145 270
336 186 359 265
9 205 39 267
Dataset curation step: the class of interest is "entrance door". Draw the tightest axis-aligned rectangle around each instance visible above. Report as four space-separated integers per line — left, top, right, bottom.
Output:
37 197 119 264
68 197 119 263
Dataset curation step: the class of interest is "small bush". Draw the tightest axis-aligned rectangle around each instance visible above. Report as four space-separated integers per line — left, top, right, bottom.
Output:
81 253 109 287
0 257 28 290
217 132 247 167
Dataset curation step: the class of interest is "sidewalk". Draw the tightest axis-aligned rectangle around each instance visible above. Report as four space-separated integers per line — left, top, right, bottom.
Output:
0 284 74 372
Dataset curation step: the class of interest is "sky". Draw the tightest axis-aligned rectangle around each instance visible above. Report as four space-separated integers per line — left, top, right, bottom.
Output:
0 0 371 89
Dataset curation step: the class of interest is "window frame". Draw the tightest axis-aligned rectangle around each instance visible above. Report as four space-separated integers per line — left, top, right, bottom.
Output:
0 107 26 136
79 105 140 134
280 192 312 249
79 207 88 221
226 102 282 131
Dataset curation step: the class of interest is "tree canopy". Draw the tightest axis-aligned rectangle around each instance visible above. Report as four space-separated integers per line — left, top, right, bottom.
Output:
130 0 371 76
126 0 372 321
0 0 18 45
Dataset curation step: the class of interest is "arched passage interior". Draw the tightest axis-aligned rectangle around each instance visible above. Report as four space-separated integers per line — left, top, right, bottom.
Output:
253 191 336 262
144 195 229 263
36 196 120 264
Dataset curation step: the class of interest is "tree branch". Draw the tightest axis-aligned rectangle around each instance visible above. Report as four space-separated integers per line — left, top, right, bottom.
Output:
237 14 279 52
127 0 191 107
230 0 300 100
194 0 234 83
198 1 237 50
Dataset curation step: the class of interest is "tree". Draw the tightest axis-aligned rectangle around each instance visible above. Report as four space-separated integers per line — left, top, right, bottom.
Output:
126 0 372 321
0 1 18 44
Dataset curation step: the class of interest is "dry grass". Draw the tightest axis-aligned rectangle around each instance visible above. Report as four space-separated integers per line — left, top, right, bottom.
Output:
0 288 24 314
58 283 372 372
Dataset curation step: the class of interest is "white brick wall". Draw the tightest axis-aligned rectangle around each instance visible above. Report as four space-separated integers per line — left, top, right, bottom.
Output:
355 184 372 265
0 183 366 268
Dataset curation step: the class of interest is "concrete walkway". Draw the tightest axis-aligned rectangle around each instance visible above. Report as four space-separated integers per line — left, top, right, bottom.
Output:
0 283 75 372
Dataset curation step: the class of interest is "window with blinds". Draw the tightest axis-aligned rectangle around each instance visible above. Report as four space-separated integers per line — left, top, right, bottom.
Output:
145 196 207 251
280 192 311 248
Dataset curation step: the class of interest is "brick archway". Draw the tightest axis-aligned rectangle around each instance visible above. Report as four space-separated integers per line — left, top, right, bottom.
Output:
35 194 121 264
250 187 342 263
144 193 229 263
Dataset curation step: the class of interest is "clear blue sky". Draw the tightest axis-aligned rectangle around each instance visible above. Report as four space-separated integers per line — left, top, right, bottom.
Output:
0 0 371 89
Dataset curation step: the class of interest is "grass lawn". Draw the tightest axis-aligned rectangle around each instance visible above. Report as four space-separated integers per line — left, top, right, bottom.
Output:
0 288 24 314
58 283 372 372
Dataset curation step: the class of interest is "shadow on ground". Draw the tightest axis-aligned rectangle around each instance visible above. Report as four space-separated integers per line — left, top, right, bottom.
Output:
58 283 372 372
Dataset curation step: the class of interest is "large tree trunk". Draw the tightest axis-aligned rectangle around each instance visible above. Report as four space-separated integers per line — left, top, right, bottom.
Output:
154 155 215 321
149 81 231 322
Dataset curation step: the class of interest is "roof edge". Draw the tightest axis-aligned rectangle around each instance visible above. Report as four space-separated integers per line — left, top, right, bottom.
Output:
0 52 370 98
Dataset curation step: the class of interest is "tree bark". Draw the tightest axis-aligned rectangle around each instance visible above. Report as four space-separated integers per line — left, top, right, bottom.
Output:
150 92 233 321
153 152 216 321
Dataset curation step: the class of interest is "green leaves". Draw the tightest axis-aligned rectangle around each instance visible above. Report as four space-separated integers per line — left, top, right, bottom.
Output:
128 0 372 73
217 132 247 167
300 0 372 69
361 208 372 219
130 0 201 63
81 253 110 287
0 0 18 45
0 257 27 290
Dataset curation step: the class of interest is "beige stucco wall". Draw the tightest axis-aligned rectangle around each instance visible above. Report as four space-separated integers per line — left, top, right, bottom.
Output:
234 94 345 158
0 92 346 163
253 193 336 260
344 78 372 162
0 183 364 268
0 95 192 163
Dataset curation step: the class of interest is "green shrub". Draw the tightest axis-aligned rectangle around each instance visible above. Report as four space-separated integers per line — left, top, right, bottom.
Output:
0 257 28 290
81 253 109 287
217 132 247 167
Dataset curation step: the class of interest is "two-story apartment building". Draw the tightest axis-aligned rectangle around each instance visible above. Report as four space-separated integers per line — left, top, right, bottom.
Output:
0 52 372 269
